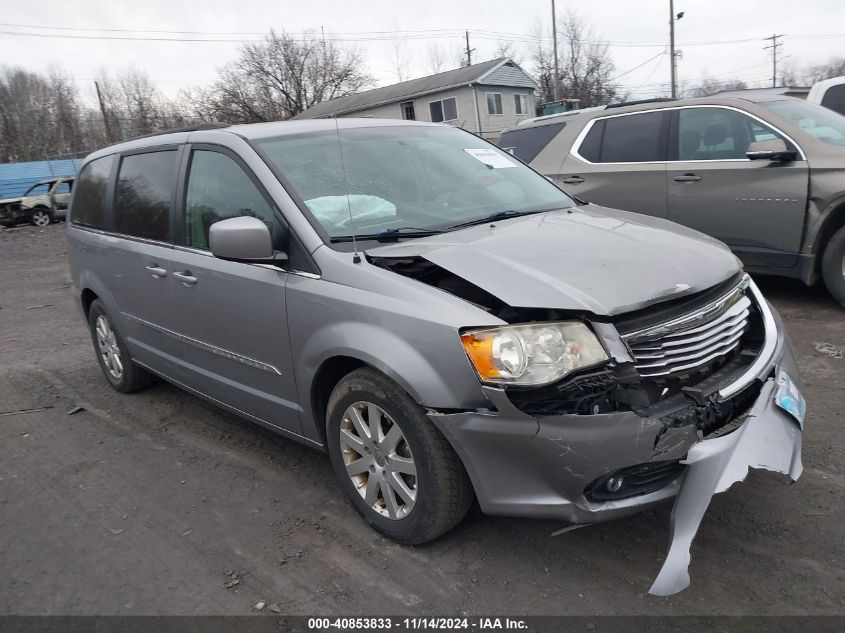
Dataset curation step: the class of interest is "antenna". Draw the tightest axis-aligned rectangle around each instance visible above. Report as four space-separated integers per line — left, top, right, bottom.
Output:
333 117 361 263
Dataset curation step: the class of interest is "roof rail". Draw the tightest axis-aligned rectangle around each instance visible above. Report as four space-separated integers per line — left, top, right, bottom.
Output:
605 97 676 109
129 122 231 141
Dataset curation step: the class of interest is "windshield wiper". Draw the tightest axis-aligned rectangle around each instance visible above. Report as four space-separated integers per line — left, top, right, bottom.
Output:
445 208 560 231
330 227 443 243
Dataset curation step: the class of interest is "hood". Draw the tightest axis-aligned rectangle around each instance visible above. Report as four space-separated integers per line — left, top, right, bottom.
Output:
366 205 742 316
0 197 23 206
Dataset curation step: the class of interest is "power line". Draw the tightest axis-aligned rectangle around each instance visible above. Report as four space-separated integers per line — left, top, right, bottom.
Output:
608 50 667 82
3 21 843 48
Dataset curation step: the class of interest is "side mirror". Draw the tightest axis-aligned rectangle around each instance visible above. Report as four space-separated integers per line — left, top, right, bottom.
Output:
746 139 797 162
209 216 286 264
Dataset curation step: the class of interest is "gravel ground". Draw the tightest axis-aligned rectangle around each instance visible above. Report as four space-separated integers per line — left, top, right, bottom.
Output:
0 222 843 616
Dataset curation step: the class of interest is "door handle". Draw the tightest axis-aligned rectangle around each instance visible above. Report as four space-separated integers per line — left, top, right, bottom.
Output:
562 175 585 184
173 271 198 286
673 174 702 182
145 264 167 278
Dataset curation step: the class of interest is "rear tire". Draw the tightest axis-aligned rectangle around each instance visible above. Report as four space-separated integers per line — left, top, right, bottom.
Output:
821 225 845 308
326 368 473 545
87 299 154 393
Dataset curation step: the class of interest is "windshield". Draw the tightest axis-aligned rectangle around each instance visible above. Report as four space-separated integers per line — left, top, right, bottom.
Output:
24 183 50 196
255 125 575 240
760 99 845 147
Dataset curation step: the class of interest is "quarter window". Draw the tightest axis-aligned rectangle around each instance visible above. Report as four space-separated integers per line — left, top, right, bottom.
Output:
114 150 177 241
677 107 787 161
429 97 458 123
184 150 275 250
579 111 666 163
70 156 114 230
487 93 503 115
514 94 529 115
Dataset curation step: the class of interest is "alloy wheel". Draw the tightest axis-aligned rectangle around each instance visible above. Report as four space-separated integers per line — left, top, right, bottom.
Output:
95 314 123 381
339 401 417 520
31 210 50 227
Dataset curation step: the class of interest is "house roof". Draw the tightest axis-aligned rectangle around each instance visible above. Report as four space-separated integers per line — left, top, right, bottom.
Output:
294 58 536 119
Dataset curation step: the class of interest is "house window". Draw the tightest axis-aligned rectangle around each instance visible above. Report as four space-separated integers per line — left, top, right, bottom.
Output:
486 93 503 115
429 97 458 123
400 101 415 120
514 94 529 115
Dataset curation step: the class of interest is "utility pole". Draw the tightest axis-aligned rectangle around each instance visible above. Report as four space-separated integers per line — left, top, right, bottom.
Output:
464 30 475 66
764 34 784 87
669 0 677 98
669 1 685 99
552 0 560 100
94 81 115 144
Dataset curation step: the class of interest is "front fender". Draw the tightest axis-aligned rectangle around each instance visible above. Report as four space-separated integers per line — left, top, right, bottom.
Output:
301 321 477 409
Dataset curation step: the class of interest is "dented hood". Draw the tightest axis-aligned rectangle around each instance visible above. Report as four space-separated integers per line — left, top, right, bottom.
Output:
367 205 742 316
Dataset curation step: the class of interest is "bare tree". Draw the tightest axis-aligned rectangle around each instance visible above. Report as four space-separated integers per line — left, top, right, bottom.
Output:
557 10 617 107
688 74 748 97
780 56 845 85
0 66 89 162
494 40 522 64
185 30 372 123
387 28 413 82
425 42 448 74
530 11 617 107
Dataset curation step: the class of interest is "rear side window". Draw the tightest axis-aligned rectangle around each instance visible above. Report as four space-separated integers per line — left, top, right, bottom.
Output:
114 150 177 241
184 150 275 250
500 121 566 163
821 84 845 116
71 156 114 229
592 112 666 163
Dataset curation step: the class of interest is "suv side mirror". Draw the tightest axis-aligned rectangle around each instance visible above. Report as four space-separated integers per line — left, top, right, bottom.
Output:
209 216 287 264
746 139 797 162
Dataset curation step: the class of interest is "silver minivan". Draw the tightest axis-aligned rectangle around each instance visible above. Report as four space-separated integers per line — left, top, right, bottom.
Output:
67 119 805 595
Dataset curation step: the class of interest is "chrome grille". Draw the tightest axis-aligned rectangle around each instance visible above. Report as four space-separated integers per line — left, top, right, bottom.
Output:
623 277 752 380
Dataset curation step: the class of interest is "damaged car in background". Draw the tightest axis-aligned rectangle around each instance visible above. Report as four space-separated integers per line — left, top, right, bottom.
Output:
66 119 805 596
0 176 74 227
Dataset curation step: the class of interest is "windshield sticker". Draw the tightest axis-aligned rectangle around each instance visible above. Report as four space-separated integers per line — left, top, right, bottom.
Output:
463 148 518 169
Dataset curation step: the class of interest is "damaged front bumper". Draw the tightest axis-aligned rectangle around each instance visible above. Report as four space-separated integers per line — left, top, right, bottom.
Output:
430 283 803 595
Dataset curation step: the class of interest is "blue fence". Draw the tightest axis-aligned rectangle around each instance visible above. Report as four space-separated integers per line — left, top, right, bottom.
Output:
0 158 84 199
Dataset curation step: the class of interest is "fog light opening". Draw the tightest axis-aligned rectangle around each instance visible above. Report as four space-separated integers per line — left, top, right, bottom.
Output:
606 476 623 493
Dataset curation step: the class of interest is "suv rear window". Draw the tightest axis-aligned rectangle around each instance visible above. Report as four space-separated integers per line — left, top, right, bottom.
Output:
500 121 565 163
71 156 114 230
821 84 845 116
579 111 666 163
114 150 177 241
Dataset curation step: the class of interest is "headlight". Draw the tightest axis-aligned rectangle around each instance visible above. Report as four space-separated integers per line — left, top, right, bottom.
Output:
460 321 608 386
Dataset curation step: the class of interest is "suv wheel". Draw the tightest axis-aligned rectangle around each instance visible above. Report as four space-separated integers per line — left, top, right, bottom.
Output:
326 368 473 545
822 225 845 307
30 208 52 227
88 300 154 393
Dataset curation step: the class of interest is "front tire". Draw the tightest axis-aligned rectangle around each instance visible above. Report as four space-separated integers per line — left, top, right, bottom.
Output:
326 368 473 545
821 225 845 307
30 208 52 227
87 300 154 393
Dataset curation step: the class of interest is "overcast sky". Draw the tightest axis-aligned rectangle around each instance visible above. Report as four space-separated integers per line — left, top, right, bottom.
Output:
2 0 844 104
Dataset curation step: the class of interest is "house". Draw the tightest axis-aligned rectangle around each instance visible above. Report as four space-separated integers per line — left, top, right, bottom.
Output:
293 58 538 140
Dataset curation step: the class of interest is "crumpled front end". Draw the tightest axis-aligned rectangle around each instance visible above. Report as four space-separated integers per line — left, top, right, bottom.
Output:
429 275 804 595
